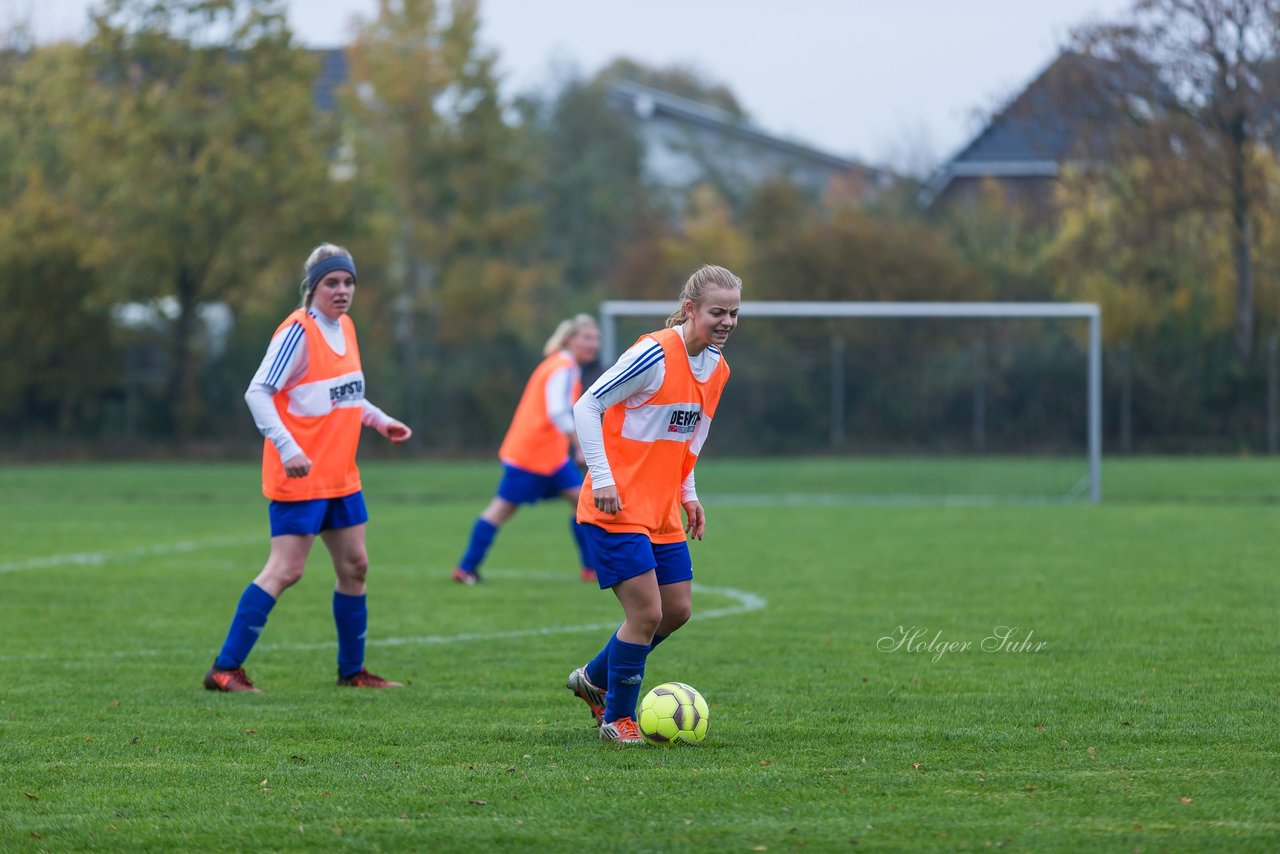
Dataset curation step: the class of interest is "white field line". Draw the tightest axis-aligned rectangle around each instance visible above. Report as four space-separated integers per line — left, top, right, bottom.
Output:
702 492 1072 507
0 562 766 661
256 579 767 655
0 536 258 574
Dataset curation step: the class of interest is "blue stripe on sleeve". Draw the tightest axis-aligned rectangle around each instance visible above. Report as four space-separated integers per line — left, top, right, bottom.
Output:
266 322 304 388
593 344 664 398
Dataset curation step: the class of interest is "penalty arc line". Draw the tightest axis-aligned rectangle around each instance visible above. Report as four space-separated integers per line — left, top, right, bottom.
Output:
256 582 768 655
0 571 762 665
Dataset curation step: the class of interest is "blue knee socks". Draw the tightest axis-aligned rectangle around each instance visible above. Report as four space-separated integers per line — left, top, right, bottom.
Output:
459 518 498 571
333 591 368 679
215 583 276 669
586 631 666 689
603 634 651 724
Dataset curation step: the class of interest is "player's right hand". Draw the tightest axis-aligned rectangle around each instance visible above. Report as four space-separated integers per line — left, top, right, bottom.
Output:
592 485 622 514
283 452 312 478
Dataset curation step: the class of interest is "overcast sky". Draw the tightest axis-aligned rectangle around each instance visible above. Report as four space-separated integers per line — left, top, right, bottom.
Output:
12 0 1137 173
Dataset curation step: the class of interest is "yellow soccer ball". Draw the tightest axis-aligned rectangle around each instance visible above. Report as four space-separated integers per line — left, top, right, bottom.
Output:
637 681 710 747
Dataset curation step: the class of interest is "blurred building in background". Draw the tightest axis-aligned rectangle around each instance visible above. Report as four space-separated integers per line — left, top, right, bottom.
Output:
921 52 1124 217
604 79 890 207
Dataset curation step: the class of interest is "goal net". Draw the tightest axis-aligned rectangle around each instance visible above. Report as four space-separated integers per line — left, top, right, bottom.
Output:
599 301 1102 504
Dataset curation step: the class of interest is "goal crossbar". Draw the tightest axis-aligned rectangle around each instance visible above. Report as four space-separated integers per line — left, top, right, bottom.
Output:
600 300 1103 503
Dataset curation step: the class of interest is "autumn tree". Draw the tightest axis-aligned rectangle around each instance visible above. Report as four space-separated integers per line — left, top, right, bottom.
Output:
71 0 342 438
521 75 653 298
0 43 118 438
344 0 550 445
1073 0 1280 365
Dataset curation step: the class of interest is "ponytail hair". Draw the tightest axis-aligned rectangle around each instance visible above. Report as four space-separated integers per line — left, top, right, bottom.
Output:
543 313 599 356
665 264 743 328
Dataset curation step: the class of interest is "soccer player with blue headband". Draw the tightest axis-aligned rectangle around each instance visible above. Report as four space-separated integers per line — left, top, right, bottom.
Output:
203 243 413 693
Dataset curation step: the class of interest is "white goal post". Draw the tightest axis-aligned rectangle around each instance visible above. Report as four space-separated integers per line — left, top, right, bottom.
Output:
600 300 1103 503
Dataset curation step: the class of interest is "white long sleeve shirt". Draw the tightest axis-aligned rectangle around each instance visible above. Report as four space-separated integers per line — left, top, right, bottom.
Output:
573 324 721 503
543 357 579 435
244 309 391 463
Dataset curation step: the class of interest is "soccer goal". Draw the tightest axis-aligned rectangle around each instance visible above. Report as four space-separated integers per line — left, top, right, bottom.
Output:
600 300 1102 504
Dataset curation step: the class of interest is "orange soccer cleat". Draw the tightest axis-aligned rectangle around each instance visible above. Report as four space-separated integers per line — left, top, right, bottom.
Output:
203 665 261 694
598 716 644 745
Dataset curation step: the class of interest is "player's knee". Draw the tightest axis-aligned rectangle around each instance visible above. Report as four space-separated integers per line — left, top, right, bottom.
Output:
482 498 517 525
657 601 691 633
663 603 692 630
631 605 663 636
268 561 306 589
344 553 369 584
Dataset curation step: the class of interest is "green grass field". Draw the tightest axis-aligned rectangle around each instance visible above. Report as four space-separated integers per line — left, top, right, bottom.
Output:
2 457 1278 851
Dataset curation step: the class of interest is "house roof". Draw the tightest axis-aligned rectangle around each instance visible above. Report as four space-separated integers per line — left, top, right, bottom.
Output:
922 51 1125 206
605 79 872 175
308 51 882 186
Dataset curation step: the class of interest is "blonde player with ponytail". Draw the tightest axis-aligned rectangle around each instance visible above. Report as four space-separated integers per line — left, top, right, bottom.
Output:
451 315 602 584
565 265 741 744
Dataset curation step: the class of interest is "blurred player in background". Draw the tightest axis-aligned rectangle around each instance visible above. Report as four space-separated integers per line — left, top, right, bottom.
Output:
203 243 412 693
451 315 601 585
565 265 740 744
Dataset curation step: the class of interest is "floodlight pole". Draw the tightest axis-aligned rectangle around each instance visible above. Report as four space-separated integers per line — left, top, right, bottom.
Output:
599 300 1104 503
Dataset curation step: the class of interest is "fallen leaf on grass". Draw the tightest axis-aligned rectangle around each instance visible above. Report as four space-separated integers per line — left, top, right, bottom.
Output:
912 763 921 770
24 792 38 801
470 800 487 806
1179 797 1193 804
30 832 41 840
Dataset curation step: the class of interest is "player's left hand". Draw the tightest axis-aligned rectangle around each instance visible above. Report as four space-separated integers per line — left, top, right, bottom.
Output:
682 500 705 540
383 419 413 443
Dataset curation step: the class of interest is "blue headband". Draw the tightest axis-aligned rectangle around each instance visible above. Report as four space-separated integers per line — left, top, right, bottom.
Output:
307 255 357 291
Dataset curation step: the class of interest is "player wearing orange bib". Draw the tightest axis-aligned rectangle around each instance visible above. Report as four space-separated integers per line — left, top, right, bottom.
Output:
565 265 740 744
203 244 412 693
451 315 601 585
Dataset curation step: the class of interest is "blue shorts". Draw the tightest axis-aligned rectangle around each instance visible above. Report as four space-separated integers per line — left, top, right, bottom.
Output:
580 524 693 590
269 491 368 537
496 461 583 505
